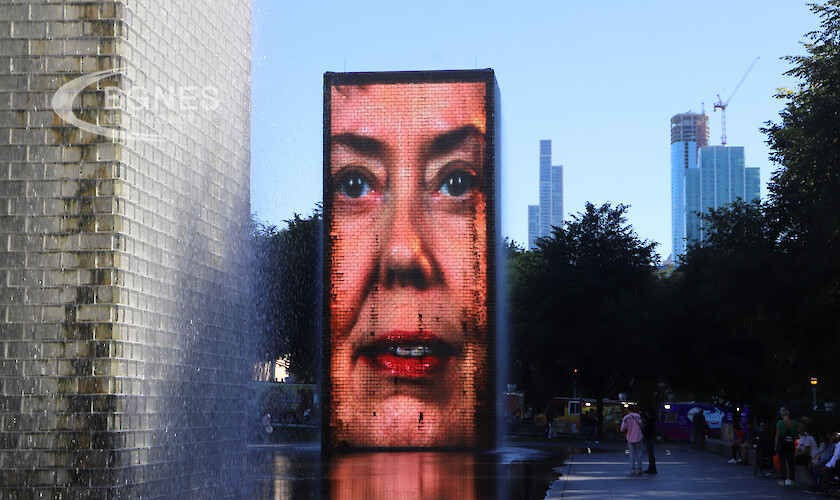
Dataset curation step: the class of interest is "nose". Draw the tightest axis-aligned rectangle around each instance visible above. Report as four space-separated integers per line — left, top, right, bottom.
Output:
380 202 441 289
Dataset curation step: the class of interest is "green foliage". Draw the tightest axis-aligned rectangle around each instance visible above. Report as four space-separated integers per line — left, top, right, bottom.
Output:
673 200 790 415
764 0 840 253
761 0 840 407
508 203 659 411
252 208 322 383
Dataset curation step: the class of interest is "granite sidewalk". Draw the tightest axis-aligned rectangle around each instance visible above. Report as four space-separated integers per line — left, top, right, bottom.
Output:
546 442 820 499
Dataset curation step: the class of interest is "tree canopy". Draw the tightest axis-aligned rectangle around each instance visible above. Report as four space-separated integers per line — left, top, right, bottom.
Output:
252 209 322 383
509 202 659 418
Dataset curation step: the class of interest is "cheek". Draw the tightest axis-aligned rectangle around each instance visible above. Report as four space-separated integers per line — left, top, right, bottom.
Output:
433 210 487 306
330 216 380 336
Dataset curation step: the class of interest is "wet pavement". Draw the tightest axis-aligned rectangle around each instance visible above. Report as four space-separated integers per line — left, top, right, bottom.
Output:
546 439 821 499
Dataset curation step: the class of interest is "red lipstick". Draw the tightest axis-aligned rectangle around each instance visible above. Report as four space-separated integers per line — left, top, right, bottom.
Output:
356 331 456 379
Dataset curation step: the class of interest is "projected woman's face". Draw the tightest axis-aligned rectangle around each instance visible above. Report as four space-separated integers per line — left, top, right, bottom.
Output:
328 81 489 448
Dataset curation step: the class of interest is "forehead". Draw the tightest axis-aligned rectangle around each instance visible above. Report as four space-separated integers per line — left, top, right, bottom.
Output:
330 82 486 138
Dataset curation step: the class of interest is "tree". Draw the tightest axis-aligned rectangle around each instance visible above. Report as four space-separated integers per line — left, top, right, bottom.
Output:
764 0 840 252
761 0 840 405
506 239 554 413
672 200 792 417
510 202 659 436
252 209 322 383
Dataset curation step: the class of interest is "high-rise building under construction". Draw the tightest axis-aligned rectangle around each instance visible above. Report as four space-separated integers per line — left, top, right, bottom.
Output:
670 112 760 262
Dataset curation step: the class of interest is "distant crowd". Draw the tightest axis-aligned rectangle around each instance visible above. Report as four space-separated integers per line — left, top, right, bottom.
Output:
725 407 840 496
614 405 840 496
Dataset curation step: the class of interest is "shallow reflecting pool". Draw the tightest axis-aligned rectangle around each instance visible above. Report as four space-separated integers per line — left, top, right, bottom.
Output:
247 445 568 499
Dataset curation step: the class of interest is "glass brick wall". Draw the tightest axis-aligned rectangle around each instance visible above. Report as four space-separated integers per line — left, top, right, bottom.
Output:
0 1 251 496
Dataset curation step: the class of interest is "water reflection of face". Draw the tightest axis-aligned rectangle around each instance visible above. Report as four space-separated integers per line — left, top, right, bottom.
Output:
330 452 478 499
329 82 488 448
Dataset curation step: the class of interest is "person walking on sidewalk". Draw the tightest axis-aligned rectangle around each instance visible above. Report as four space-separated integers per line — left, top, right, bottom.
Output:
546 404 558 439
621 405 644 476
642 410 658 474
692 410 708 450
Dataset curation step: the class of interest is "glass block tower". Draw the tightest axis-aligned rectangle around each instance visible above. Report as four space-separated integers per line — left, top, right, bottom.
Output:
527 139 563 249
0 1 251 497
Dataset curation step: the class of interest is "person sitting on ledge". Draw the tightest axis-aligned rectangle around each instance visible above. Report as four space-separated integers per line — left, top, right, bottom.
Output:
807 431 839 494
739 422 760 465
796 422 818 467
729 423 747 464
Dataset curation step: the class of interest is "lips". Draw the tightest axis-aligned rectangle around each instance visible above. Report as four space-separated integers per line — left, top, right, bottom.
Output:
356 331 457 379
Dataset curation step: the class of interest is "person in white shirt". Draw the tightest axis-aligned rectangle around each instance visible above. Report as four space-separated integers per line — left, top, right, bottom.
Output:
797 422 819 466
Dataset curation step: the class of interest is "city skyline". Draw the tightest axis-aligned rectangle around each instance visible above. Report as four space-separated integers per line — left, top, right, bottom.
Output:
251 1 817 258
528 140 563 249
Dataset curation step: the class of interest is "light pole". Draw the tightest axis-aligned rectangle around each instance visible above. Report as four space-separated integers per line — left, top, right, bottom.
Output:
811 377 818 410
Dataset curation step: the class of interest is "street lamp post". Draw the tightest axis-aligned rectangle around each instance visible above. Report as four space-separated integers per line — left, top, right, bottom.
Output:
811 377 818 410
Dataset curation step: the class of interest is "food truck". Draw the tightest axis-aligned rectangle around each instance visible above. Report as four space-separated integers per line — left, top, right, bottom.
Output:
656 402 744 441
536 396 633 439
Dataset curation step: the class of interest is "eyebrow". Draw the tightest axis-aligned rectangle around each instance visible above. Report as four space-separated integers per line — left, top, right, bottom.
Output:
428 125 484 158
330 124 484 159
331 133 386 157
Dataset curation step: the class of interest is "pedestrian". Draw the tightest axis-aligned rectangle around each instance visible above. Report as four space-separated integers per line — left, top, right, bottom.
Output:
546 403 557 439
642 410 658 474
583 410 597 443
774 407 798 486
620 405 644 476
692 409 708 450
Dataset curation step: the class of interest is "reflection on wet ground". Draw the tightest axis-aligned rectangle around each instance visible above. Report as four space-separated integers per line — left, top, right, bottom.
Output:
247 444 569 500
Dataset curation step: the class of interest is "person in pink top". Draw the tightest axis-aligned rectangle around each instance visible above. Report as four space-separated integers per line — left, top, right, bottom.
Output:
621 405 645 475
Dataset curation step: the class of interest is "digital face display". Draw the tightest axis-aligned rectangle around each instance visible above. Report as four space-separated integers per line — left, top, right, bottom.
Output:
324 72 495 449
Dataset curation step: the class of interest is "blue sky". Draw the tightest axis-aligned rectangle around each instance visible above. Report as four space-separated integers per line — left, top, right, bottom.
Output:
251 1 817 259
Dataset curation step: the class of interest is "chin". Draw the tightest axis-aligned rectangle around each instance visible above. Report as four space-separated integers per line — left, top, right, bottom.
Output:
330 382 479 448
359 396 475 448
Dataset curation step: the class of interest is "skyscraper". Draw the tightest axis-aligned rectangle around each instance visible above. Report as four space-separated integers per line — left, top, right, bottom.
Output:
528 140 563 249
671 113 760 262
697 146 761 239
671 112 709 262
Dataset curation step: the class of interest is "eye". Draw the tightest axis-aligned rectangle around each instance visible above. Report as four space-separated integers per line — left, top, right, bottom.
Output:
337 171 373 198
438 170 475 197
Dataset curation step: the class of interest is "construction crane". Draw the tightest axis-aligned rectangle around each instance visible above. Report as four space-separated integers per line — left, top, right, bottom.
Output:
713 57 759 146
